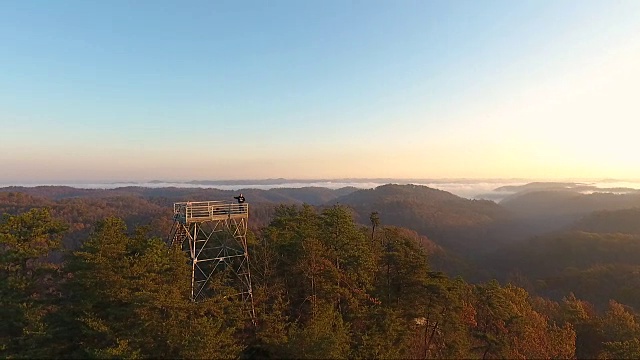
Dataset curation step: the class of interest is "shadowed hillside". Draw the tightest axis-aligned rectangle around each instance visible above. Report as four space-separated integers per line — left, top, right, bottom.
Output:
485 230 640 310
499 190 640 236
333 184 511 254
572 208 640 234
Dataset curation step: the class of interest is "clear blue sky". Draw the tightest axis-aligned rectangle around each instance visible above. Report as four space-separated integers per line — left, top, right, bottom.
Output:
1 0 639 182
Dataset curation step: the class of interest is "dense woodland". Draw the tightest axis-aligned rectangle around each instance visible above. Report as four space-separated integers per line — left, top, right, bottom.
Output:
3 184 640 358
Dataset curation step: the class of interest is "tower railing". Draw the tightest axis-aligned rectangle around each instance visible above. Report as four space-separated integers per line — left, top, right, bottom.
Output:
173 201 249 223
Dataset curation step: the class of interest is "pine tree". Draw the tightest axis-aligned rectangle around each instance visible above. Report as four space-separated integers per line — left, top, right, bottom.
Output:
0 208 67 358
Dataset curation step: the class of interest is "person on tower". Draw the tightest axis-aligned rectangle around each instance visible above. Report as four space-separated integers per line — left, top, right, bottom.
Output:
234 193 245 204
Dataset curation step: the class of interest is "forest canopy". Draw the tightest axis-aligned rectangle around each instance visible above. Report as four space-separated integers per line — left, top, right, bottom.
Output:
3 184 640 358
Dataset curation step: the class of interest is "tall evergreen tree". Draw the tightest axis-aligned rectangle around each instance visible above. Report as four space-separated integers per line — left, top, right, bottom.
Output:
0 208 67 358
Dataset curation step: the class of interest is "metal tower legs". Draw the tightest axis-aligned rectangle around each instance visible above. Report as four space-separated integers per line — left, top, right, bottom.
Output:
171 217 256 323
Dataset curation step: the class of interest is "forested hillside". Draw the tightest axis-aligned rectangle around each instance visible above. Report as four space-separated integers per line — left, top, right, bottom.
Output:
484 208 640 312
0 185 358 205
3 184 640 358
499 190 640 235
572 208 640 234
334 184 510 253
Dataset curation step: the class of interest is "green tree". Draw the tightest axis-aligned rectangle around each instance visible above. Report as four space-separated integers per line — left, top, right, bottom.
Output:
53 217 241 358
0 208 67 358
414 276 476 359
351 306 411 359
319 206 377 316
284 303 350 359
378 226 431 311
258 205 383 358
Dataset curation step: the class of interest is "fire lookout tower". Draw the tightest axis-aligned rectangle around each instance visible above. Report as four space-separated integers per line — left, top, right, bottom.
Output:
168 200 255 320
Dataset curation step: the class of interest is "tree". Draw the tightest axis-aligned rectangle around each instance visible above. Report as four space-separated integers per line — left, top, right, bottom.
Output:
378 226 431 311
369 212 380 242
0 208 67 358
600 338 640 359
52 217 242 358
319 206 377 317
471 282 575 359
257 205 384 358
284 303 351 359
596 300 640 359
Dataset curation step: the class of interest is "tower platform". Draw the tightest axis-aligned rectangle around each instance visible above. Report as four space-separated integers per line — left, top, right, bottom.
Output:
173 200 248 223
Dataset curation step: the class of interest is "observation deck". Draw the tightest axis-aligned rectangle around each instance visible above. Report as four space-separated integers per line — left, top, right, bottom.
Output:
173 200 248 224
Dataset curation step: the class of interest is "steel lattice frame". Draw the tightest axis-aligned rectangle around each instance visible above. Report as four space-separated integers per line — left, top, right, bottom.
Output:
168 201 256 322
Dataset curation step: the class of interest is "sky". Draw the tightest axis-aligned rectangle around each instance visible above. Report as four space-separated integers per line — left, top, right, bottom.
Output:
1 0 639 182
